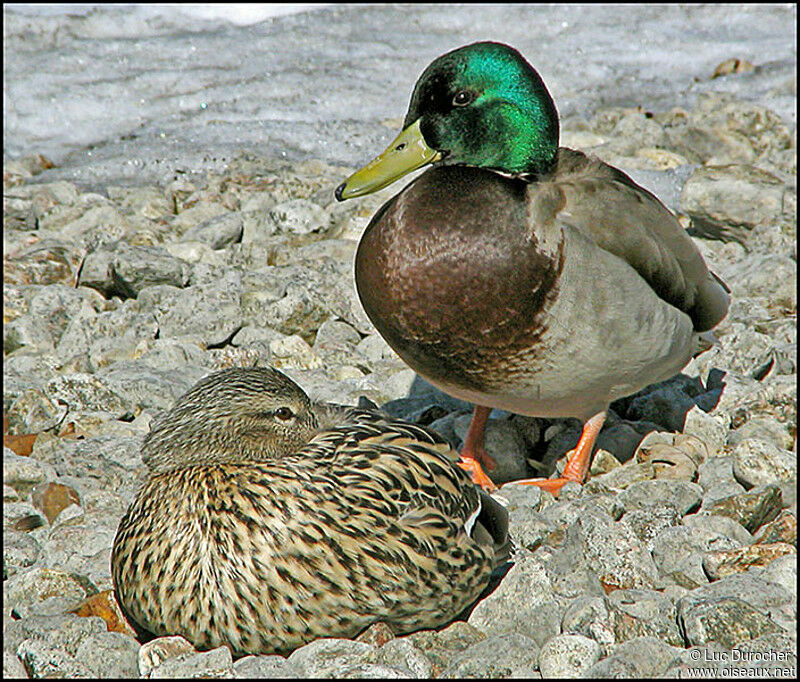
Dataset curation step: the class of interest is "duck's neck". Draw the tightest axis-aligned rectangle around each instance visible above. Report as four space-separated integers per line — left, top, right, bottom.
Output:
497 99 559 177
459 80 559 177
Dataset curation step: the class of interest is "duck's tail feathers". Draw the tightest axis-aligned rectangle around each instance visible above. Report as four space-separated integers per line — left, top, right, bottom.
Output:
471 489 511 571
690 271 731 332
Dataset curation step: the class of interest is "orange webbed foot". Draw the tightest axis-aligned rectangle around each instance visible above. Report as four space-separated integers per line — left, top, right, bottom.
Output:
502 411 607 498
458 456 498 491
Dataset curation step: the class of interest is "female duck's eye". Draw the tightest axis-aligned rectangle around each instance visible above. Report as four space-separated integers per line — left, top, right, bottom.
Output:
274 407 294 421
452 90 474 106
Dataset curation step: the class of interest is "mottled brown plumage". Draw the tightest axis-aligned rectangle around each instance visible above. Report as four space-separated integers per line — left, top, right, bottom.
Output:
112 367 509 656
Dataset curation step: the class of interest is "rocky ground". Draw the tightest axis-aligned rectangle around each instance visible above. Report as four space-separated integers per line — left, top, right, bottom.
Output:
3 91 797 677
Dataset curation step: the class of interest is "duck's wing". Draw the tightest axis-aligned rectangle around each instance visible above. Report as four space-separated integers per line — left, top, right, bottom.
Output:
539 148 730 331
303 407 509 566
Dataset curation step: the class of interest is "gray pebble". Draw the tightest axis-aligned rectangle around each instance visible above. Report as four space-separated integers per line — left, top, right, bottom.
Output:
683 405 729 456
3 451 54 497
705 484 784 533
728 632 798 672
635 442 699 482
606 589 684 646
149 645 235 679
577 509 660 590
58 203 130 250
55 300 159 370
544 524 608 600
138 636 195 677
3 531 42 579
682 512 754 545
6 568 92 616
233 654 301 679
336 663 416 678
16 638 95 678
728 415 795 451
732 439 797 489
171 202 229 238
180 211 243 249
402 621 486 672
252 199 329 238
4 484 21 503
365 638 434 678
79 241 190 298
583 461 656 492
46 372 135 419
3 650 27 678
74 632 140 678
6 613 107 659
356 333 400 364
539 494 619 529
681 164 786 246
622 504 683 550
312 318 363 365
537 633 601 678
616 480 703 515
6 388 68 434
560 596 616 654
468 550 565 649
287 639 375 678
139 272 243 346
678 572 794 632
582 636 684 678
760 554 797 600
651 525 741 585
98 361 208 412
502 494 553 553
727 254 796 311
702 480 748 508
698 455 737 490
439 633 541 678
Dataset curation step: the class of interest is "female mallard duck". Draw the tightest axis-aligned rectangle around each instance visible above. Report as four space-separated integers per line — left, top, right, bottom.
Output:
335 41 730 494
111 366 509 656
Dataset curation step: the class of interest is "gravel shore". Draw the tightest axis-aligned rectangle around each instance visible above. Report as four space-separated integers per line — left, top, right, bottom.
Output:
4 83 796 677
4 2 798 674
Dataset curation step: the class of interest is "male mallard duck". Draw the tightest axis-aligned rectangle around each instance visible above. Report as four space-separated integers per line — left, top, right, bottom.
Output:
112 366 509 656
335 41 730 494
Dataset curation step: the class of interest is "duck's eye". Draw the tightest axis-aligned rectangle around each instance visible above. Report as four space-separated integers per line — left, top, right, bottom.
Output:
452 90 475 107
274 407 294 421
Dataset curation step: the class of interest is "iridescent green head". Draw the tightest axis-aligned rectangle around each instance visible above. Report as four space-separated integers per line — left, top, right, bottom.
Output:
406 41 559 174
336 41 559 200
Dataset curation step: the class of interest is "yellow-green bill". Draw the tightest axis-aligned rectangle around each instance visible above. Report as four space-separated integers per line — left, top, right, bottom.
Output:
335 119 442 201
